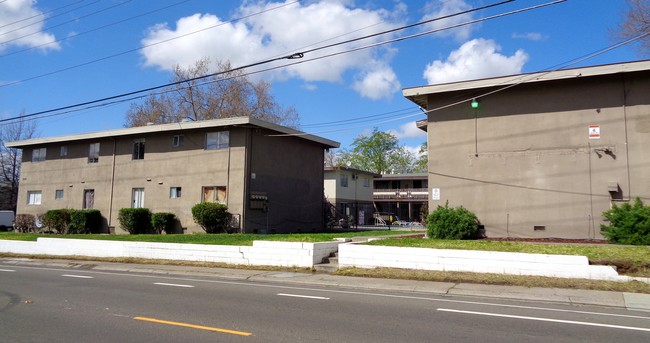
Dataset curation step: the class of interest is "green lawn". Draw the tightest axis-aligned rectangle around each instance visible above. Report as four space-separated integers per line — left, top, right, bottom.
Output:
0 230 412 246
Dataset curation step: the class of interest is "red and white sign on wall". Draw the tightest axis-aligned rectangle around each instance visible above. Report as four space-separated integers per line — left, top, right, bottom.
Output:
588 125 600 139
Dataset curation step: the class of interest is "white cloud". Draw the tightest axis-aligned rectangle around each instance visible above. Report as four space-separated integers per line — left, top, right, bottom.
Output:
421 0 476 41
512 32 547 41
389 121 427 140
0 0 60 52
423 38 528 84
352 62 401 100
139 1 406 99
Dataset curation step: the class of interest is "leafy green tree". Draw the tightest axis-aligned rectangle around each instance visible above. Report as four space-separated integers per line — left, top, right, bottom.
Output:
337 128 418 174
413 141 428 173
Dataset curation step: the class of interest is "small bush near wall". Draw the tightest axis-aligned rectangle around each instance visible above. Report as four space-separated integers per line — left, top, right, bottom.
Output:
426 202 479 240
192 202 230 234
118 208 152 234
42 209 73 234
14 214 36 232
68 210 103 234
601 198 650 245
151 212 177 234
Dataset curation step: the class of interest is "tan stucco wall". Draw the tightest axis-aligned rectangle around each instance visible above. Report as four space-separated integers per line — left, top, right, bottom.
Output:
425 72 650 239
15 125 330 234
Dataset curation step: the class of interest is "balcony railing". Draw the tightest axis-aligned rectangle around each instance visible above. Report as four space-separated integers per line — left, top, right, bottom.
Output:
373 188 429 200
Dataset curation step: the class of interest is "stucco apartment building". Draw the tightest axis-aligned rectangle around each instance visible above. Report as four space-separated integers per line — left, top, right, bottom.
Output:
7 117 339 234
323 167 378 226
373 173 428 223
403 60 650 239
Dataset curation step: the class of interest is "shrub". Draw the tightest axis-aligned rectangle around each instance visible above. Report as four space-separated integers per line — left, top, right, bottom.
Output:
68 209 102 234
601 198 650 245
14 214 36 232
42 209 73 234
192 202 231 234
151 212 177 234
426 202 479 240
118 208 152 234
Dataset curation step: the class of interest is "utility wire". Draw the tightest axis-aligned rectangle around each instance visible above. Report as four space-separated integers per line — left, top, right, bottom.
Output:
0 0 87 30
1 0 514 123
0 0 191 58
0 0 130 45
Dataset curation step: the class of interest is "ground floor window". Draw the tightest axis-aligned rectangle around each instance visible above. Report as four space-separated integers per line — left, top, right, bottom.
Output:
132 188 145 208
170 187 182 199
202 186 227 204
55 189 64 200
83 189 94 209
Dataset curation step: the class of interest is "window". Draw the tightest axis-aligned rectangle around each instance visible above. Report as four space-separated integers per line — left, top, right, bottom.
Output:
55 190 64 200
206 131 229 150
60 146 68 157
88 143 100 163
172 135 184 147
27 191 42 205
363 177 370 187
170 187 182 199
83 189 94 209
132 139 145 160
202 186 227 204
132 188 145 208
31 148 46 162
340 174 348 188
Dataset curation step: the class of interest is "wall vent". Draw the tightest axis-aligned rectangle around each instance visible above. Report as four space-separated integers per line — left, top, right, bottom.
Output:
533 225 546 231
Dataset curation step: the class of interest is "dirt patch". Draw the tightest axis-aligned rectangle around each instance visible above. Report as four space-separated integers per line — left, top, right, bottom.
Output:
480 237 608 245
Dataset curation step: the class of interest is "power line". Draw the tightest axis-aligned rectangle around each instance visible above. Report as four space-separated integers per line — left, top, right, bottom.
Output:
0 0 191 58
0 0 130 46
0 0 87 31
1 0 516 123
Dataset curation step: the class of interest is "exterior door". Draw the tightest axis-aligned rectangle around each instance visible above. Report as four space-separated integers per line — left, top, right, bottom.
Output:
132 188 144 208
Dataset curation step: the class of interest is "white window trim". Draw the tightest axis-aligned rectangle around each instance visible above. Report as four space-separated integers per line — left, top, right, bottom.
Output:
27 191 42 205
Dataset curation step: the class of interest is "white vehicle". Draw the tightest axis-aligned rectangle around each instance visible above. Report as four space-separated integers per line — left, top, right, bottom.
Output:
0 210 14 231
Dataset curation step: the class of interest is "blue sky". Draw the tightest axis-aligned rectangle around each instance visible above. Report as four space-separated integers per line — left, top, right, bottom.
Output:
0 0 643 155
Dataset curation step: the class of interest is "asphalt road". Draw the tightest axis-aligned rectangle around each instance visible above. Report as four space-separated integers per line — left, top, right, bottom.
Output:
1 263 649 342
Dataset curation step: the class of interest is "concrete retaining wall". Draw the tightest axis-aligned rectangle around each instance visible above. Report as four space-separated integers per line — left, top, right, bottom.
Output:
338 244 622 281
0 238 341 268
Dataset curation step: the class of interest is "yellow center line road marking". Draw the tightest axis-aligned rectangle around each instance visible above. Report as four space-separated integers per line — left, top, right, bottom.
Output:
437 309 650 332
133 317 252 336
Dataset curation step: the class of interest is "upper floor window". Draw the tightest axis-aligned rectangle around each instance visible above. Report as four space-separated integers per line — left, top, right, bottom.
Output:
340 174 348 188
206 131 229 150
132 139 145 160
172 135 184 147
88 143 100 163
32 148 46 162
60 146 68 157
363 177 370 187
27 191 42 205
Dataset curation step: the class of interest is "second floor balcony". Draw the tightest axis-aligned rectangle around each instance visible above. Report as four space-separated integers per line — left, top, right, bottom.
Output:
373 188 429 201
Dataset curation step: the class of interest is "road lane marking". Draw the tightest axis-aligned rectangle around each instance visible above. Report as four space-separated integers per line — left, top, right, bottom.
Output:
133 316 252 336
9 265 649 321
278 293 330 300
153 282 194 288
0 269 16 272
62 274 94 279
437 308 650 332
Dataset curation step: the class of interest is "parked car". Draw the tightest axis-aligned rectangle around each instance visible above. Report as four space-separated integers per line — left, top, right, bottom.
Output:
0 211 15 231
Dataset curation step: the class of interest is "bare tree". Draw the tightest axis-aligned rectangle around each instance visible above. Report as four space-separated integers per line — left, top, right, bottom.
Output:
125 58 300 128
614 0 650 56
0 118 37 213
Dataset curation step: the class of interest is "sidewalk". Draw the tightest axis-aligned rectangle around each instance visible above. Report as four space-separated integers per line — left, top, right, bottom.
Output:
3 257 650 312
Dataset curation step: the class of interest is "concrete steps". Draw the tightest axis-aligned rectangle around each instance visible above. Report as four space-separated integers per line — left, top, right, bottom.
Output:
314 252 339 273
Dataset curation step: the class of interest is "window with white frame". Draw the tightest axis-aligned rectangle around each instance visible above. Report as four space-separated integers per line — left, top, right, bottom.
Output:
170 187 182 199
340 174 348 188
132 139 145 160
206 131 229 150
27 191 42 205
32 148 46 162
88 143 100 163
55 189 64 200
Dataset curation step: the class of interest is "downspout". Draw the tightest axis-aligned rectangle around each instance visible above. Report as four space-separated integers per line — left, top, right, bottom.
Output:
622 74 632 200
108 137 117 232
242 128 253 233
